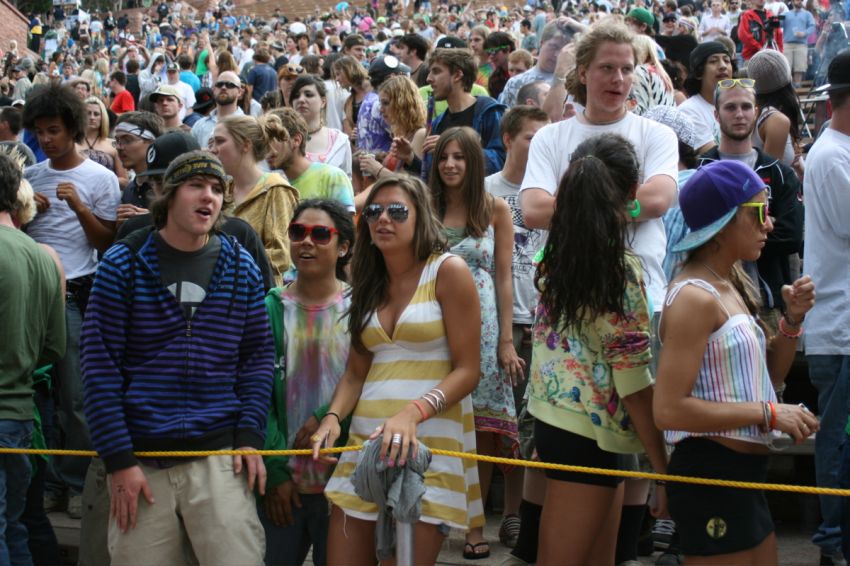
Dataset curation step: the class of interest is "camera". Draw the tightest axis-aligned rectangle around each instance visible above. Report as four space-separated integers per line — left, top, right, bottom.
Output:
765 14 784 31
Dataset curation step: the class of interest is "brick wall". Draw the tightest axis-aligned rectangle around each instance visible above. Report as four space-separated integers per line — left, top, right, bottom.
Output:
0 0 31 57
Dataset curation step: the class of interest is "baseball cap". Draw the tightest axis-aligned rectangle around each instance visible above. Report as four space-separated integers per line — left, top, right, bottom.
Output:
163 149 230 187
143 131 201 178
812 47 850 94
435 36 468 49
627 7 655 28
672 161 770 253
166 62 179 72
192 87 215 111
149 84 182 103
368 55 410 85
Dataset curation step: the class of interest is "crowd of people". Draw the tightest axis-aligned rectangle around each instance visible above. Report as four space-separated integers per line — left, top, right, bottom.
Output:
1 0 850 565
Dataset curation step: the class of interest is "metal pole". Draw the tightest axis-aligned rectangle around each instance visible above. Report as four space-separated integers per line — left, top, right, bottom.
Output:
396 521 415 566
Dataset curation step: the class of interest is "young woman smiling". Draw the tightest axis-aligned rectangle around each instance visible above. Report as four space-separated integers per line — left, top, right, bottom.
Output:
431 126 523 560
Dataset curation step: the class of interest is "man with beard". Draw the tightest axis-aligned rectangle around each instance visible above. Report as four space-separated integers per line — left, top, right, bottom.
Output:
191 71 245 148
696 79 803 329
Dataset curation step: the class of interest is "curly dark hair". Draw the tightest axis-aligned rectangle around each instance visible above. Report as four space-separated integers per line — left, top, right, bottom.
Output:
535 133 640 333
22 83 87 143
291 198 355 282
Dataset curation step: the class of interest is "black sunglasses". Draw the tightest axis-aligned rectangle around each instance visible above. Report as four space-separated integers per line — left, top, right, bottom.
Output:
288 223 339 245
363 203 410 224
215 81 240 89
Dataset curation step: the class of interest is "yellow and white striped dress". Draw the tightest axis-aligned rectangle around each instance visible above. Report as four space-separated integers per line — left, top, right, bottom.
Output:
324 253 485 530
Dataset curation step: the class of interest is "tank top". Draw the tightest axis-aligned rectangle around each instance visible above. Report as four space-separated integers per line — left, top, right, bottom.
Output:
661 279 778 446
751 106 796 168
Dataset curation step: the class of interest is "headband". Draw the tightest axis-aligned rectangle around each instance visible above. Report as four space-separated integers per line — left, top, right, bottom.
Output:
114 122 157 141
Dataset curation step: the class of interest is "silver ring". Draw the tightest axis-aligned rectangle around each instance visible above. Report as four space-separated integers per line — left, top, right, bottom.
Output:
391 433 402 445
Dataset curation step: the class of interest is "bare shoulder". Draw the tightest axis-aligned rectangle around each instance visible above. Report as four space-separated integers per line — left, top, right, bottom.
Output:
435 255 474 297
662 281 723 337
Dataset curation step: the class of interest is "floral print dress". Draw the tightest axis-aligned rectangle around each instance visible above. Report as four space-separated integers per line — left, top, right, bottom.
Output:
446 225 519 459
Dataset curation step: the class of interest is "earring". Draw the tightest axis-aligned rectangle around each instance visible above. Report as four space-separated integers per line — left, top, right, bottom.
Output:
339 251 346 257
628 199 641 219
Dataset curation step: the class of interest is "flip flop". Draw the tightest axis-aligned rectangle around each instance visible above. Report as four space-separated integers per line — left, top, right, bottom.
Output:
463 542 491 560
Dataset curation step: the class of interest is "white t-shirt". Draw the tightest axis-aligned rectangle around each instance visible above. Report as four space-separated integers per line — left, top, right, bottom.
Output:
520 112 679 312
486 172 547 324
25 158 120 279
699 13 731 41
765 1 788 14
802 127 850 354
678 94 718 149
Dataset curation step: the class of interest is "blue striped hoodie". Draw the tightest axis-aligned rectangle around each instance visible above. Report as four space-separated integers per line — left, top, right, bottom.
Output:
81 230 274 473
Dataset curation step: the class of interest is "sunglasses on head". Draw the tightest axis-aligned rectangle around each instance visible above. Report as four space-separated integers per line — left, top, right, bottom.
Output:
363 203 410 224
485 45 511 54
288 223 339 244
740 201 770 225
718 78 756 89
215 81 240 89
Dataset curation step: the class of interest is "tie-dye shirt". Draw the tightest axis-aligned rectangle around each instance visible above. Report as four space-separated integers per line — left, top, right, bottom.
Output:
281 284 351 493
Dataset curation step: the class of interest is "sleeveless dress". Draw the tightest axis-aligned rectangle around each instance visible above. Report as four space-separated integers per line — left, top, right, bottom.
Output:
446 226 519 459
324 253 485 530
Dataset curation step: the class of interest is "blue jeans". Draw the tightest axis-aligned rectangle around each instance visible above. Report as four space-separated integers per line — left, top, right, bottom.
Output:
258 493 329 566
46 301 91 497
809 355 850 555
0 420 34 566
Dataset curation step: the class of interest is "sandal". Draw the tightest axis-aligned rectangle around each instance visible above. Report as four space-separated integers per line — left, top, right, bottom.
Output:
499 514 521 548
462 542 491 560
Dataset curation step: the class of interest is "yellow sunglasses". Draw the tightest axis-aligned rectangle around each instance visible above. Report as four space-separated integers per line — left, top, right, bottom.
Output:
740 201 769 224
718 78 756 89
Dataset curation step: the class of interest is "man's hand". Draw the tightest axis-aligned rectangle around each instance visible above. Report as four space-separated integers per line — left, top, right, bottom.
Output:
117 203 148 222
233 446 267 495
110 465 154 533
34 192 50 214
265 480 302 527
421 134 439 155
294 415 320 449
56 183 85 214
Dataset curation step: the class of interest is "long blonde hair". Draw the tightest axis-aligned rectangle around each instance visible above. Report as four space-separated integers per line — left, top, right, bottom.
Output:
633 34 673 92
84 96 110 139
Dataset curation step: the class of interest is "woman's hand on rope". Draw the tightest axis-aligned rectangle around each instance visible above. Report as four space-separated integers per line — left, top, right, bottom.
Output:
311 414 342 464
370 404 421 467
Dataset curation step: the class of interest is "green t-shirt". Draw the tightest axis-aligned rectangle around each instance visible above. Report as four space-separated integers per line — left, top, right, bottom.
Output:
419 83 490 119
0 227 65 420
290 163 355 213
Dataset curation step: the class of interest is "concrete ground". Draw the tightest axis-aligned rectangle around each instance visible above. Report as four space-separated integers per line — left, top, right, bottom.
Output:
51 492 825 565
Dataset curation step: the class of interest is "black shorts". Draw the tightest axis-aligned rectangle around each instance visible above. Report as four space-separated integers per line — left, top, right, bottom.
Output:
667 437 774 556
533 419 627 488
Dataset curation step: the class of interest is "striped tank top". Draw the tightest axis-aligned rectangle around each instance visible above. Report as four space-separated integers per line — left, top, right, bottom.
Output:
662 279 778 446
324 253 485 530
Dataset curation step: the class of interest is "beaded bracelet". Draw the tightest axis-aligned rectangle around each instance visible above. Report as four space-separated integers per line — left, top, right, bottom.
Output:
778 316 803 339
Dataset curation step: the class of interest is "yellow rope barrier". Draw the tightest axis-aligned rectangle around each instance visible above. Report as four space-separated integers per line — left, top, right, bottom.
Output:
2 446 848 496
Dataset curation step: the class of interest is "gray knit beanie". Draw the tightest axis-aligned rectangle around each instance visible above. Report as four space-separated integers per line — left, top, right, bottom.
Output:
746 49 792 94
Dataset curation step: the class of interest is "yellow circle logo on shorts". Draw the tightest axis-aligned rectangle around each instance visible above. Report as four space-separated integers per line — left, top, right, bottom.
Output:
706 517 727 539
